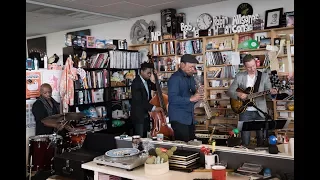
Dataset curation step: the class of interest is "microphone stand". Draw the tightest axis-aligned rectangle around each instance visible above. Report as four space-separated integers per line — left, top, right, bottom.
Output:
251 104 273 147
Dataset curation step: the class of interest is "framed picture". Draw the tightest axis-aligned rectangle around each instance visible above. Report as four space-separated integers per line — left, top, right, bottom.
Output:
285 11 294 27
265 8 283 29
274 38 281 46
259 38 271 48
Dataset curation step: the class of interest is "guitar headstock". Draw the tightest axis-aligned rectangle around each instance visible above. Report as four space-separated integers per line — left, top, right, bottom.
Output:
147 52 153 63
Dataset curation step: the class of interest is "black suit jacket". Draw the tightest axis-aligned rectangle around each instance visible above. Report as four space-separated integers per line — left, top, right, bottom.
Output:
131 76 157 124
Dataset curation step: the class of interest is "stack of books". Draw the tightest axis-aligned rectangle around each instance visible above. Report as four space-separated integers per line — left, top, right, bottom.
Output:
169 150 201 172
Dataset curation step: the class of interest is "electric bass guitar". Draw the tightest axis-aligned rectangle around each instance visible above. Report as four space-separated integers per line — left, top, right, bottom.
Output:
230 87 271 114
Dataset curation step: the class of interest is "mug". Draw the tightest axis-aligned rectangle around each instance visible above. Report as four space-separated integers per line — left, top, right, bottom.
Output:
205 154 219 169
212 165 226 180
157 133 164 141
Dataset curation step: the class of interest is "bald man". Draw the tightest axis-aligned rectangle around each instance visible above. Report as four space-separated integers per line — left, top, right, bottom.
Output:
32 83 70 135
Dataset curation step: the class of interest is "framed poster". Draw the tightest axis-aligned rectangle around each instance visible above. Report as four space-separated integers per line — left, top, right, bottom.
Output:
66 29 91 36
27 36 47 58
265 8 283 29
26 71 41 99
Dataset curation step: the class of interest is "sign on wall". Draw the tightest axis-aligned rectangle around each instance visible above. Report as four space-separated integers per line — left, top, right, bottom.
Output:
224 14 260 34
26 71 41 99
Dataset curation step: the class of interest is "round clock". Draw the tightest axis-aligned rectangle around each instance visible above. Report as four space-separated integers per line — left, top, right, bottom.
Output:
196 13 213 30
237 3 253 16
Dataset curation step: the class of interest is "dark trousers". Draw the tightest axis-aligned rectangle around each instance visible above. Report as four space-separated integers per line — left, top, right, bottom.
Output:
133 117 150 138
171 121 195 142
239 111 265 146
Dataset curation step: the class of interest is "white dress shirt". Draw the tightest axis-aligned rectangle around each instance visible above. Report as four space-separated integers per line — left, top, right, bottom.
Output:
140 75 156 111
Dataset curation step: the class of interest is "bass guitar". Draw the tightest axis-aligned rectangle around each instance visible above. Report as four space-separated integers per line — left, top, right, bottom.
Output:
230 87 271 114
148 56 174 140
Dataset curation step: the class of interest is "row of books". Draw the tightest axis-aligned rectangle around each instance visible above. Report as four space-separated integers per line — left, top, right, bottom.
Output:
75 69 108 89
152 41 175 56
74 89 104 105
207 66 236 78
206 51 233 66
89 53 109 68
109 50 141 69
176 39 202 55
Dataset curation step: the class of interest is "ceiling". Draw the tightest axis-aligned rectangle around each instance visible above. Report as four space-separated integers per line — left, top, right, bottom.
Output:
26 0 227 37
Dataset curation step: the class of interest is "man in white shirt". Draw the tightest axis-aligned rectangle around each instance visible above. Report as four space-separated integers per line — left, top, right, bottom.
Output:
131 62 163 137
227 54 277 146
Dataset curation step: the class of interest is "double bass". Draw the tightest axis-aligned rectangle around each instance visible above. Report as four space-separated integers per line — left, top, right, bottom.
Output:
148 56 174 140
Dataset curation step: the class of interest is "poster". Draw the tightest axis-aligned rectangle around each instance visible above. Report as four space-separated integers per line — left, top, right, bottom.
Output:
26 71 41 99
42 70 63 102
27 36 47 58
26 99 36 129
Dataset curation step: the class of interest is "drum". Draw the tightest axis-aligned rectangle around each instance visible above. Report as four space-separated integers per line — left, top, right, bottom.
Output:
28 134 63 172
67 129 87 147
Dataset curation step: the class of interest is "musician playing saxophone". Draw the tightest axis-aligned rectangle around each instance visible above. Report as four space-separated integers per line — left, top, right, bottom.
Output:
168 54 203 142
227 54 277 147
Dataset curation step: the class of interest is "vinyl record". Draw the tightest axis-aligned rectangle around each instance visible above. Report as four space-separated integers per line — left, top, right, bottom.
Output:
237 3 253 16
248 39 259 49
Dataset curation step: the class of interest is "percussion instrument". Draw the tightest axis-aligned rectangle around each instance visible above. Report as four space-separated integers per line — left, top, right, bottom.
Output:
28 134 63 172
66 128 87 148
41 112 85 124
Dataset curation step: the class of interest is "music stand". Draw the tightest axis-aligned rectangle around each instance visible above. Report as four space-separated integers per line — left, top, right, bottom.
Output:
237 104 291 147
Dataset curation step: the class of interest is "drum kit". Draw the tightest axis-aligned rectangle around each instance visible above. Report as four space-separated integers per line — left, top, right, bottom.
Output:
27 112 107 179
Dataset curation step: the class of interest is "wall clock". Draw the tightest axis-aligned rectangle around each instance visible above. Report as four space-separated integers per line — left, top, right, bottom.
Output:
196 13 213 30
237 3 253 16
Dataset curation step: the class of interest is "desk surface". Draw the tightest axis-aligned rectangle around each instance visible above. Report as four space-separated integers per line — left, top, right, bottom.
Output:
82 161 249 180
116 137 294 160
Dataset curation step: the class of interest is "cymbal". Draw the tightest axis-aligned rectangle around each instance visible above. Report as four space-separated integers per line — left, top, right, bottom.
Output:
41 112 86 123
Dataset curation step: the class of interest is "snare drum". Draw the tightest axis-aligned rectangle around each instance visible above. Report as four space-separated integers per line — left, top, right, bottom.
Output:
67 129 87 147
28 134 63 172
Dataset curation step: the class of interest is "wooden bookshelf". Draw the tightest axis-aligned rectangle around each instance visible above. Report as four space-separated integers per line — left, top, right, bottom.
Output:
128 27 294 133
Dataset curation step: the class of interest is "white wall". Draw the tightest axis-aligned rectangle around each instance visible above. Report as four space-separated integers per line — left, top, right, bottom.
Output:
26 0 294 57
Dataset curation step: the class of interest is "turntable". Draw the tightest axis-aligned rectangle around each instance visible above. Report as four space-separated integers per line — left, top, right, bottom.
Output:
93 148 148 171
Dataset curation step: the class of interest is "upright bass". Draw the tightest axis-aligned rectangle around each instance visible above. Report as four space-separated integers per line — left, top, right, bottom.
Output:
148 56 174 140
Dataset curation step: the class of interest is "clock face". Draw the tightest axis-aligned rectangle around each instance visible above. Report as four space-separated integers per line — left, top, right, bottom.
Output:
237 3 253 16
196 13 213 30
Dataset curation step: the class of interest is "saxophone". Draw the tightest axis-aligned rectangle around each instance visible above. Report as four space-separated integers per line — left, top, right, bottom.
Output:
194 74 213 120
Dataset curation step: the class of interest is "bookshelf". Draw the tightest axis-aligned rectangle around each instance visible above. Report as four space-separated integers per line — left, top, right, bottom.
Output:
128 27 294 135
64 46 140 134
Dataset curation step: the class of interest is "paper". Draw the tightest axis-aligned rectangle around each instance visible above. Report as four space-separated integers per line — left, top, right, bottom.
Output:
231 52 240 65
41 70 63 96
26 71 42 99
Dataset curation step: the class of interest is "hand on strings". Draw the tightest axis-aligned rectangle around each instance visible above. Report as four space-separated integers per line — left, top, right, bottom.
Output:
154 107 164 113
237 92 247 100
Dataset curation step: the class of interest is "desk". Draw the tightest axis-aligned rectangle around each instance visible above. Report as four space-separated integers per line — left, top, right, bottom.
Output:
82 161 249 180
115 138 294 174
116 138 293 160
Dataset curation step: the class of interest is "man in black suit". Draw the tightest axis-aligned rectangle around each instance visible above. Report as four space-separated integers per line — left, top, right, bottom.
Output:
131 62 163 137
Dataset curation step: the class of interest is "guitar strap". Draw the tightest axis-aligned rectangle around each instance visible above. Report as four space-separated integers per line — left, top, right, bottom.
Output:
253 71 262 93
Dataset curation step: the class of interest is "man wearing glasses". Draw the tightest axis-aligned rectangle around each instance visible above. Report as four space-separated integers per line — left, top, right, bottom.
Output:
167 54 204 142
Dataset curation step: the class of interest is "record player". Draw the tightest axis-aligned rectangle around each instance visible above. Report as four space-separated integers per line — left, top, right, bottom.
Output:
93 154 148 171
93 148 148 171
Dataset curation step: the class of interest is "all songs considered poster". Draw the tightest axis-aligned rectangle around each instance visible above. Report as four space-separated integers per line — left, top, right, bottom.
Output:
26 71 41 99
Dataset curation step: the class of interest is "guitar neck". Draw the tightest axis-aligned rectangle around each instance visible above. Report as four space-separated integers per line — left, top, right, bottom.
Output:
248 90 271 99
